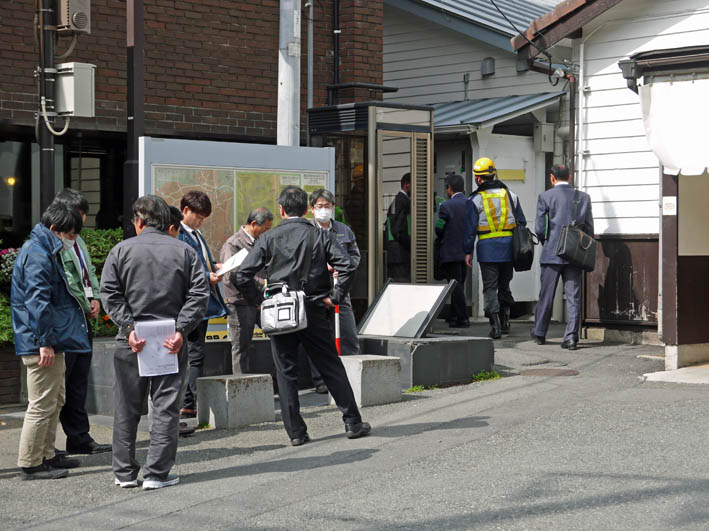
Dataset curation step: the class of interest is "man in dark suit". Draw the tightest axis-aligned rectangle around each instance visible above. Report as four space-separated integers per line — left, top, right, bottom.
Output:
177 191 229 417
531 164 594 350
436 174 469 327
385 173 411 282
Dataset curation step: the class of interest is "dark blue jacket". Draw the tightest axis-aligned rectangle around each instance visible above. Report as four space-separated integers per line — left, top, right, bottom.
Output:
436 192 467 263
535 183 594 265
11 224 91 356
178 228 229 320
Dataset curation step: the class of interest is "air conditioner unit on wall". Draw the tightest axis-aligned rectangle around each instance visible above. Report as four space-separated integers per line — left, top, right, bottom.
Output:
58 0 91 34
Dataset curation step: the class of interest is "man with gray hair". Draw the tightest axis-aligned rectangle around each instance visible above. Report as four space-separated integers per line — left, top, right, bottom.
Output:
100 195 209 490
220 208 273 374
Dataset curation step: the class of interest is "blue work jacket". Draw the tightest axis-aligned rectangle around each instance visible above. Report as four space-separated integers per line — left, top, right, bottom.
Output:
11 224 91 355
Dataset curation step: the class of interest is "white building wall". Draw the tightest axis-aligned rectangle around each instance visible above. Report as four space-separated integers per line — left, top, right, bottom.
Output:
383 6 553 105
574 0 709 235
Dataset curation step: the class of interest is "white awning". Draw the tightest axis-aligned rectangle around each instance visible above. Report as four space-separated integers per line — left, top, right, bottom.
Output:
640 78 709 176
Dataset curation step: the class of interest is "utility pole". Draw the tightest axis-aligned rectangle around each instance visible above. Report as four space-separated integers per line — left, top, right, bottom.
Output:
123 0 144 236
277 0 301 146
37 0 56 212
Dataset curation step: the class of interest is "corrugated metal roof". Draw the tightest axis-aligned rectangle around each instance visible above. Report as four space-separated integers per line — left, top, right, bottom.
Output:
434 92 564 127
418 0 560 37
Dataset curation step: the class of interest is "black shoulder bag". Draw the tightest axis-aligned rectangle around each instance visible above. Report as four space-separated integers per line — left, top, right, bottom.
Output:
505 190 537 272
260 228 316 335
555 189 597 272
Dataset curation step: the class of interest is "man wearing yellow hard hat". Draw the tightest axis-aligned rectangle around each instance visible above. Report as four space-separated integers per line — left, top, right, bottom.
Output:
464 157 527 339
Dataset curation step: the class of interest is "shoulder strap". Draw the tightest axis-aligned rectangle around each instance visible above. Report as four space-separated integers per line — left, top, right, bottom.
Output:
571 189 579 227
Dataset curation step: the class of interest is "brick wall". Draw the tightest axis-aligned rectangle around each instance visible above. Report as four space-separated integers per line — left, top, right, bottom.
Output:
0 0 383 141
0 347 21 405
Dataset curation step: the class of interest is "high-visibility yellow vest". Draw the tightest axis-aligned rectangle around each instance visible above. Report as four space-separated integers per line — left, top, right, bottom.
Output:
477 190 516 240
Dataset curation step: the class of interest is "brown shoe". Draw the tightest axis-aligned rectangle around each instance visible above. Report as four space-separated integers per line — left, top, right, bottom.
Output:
179 408 197 419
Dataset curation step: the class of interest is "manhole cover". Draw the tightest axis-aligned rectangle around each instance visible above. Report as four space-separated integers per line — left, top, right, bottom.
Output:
520 368 579 377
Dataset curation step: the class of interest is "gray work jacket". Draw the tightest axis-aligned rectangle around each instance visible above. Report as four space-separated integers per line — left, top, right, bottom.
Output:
100 227 210 340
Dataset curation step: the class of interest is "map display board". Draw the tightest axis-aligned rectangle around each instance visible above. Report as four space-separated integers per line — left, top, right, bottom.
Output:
141 137 334 343
152 165 328 255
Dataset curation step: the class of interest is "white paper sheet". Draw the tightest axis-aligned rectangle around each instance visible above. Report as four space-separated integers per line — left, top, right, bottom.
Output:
215 247 249 277
135 319 178 377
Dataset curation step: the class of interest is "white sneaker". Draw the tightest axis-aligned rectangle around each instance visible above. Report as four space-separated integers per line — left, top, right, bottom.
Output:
142 475 180 490
114 477 139 488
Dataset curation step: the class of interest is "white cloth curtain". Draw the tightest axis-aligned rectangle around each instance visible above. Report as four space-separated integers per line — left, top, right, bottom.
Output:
640 79 709 176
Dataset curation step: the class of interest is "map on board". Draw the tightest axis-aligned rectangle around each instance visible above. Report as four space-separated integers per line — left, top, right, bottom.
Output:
152 165 328 254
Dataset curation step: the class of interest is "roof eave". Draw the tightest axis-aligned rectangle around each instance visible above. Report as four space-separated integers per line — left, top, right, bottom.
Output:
385 0 515 52
511 0 624 71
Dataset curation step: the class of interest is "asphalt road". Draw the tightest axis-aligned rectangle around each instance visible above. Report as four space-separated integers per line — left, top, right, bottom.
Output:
1 321 707 530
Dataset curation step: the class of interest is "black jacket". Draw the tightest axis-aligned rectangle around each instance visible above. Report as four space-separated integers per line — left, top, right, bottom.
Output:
235 217 355 305
385 190 411 264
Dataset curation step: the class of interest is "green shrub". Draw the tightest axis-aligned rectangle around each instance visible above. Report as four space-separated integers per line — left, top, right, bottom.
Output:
0 247 19 287
81 229 123 337
81 228 123 280
0 291 14 347
472 370 501 382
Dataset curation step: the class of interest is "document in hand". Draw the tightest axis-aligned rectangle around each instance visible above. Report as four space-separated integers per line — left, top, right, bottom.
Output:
215 247 249 277
135 319 178 377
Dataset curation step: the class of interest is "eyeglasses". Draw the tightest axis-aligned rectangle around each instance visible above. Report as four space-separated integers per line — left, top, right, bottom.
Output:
313 203 333 210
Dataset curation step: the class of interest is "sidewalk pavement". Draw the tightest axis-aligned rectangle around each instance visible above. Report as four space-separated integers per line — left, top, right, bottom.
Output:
2 320 709 530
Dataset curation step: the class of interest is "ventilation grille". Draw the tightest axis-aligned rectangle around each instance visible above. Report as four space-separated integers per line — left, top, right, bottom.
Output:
412 137 430 283
308 106 369 133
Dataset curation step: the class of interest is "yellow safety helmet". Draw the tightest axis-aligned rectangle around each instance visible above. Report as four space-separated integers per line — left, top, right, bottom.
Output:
473 157 496 178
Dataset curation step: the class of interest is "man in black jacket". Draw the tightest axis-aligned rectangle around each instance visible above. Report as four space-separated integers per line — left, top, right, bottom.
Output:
236 186 371 446
385 173 411 282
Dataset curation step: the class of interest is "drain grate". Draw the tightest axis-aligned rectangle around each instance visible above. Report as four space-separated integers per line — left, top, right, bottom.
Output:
520 368 579 377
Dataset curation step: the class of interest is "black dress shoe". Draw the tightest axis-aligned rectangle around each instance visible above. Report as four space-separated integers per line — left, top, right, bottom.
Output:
345 421 371 439
530 330 545 345
291 433 310 446
561 340 578 351
179 422 196 437
66 440 112 455
314 384 328 394
45 455 81 469
54 448 68 458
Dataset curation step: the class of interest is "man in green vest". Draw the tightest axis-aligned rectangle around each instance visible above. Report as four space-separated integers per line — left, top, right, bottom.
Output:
52 189 112 455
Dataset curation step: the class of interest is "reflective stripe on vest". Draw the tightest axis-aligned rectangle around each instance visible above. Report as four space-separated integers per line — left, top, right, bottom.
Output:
477 190 515 240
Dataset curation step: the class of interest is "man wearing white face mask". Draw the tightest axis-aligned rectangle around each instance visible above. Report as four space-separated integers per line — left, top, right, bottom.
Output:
11 203 91 479
308 189 361 394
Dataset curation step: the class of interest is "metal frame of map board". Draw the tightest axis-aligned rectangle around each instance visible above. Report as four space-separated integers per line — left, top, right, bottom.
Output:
140 136 335 198
357 279 456 339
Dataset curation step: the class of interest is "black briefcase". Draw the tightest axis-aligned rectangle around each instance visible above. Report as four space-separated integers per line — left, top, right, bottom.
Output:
511 225 536 272
556 190 597 272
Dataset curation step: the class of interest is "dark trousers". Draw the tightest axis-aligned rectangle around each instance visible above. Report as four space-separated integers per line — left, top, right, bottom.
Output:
533 263 582 342
309 294 361 387
479 262 514 316
60 326 94 448
182 319 209 410
441 261 467 323
387 262 410 283
227 303 258 375
59 351 93 448
271 302 362 439
112 341 187 482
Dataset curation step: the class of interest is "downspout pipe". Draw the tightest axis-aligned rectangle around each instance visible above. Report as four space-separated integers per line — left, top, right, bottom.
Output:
330 0 340 106
568 74 576 182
